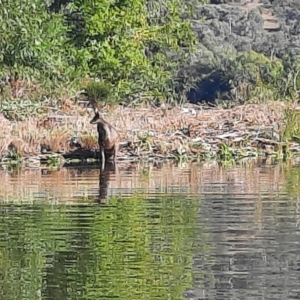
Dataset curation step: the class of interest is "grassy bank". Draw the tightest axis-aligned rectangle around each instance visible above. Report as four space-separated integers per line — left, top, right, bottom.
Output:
1 97 299 168
2 0 300 169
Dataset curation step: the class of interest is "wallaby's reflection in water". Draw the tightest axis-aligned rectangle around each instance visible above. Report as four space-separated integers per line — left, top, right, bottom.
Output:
97 161 119 204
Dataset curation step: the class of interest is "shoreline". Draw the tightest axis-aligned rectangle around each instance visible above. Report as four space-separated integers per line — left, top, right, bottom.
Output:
0 101 297 168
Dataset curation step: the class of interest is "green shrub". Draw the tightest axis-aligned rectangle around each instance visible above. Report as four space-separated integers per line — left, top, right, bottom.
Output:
67 0 198 102
0 0 88 84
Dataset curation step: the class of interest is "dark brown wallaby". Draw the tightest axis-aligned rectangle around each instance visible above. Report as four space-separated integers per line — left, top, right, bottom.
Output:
88 100 120 169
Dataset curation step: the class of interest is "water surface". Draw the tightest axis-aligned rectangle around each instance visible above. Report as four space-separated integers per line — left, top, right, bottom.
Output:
0 159 300 300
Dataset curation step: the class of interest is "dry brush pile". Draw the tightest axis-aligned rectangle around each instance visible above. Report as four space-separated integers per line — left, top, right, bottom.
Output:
0 99 297 166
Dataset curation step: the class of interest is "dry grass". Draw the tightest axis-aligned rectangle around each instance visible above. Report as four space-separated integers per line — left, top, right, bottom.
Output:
0 100 293 162
0 110 99 158
107 101 288 158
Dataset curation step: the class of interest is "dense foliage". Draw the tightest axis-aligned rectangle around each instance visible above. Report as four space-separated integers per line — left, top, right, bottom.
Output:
183 0 300 104
0 0 300 106
0 0 202 104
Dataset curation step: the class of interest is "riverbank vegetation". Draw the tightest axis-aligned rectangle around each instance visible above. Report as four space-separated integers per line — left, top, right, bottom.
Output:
1 0 300 166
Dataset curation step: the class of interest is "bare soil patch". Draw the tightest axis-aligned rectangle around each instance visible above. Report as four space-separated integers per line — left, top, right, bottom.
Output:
241 0 280 30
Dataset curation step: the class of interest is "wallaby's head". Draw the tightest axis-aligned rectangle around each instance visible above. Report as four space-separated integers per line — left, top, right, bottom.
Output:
90 111 102 124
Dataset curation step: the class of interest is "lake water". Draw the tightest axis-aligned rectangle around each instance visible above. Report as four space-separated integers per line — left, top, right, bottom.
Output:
1 159 300 300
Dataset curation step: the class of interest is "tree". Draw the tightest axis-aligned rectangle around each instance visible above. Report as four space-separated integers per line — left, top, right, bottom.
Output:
68 0 198 101
0 0 87 83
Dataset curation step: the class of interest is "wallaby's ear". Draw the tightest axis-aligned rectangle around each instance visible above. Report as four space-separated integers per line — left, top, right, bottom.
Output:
90 111 100 124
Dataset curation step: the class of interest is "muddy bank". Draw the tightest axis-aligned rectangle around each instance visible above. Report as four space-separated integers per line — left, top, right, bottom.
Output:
0 101 296 167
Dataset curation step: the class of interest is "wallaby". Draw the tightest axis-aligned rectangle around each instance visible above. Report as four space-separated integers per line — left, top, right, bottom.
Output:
88 100 120 169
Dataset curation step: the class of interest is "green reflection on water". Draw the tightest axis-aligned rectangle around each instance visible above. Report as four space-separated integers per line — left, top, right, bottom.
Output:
0 194 207 300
